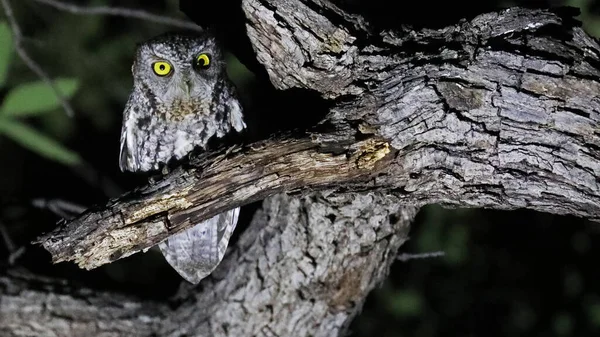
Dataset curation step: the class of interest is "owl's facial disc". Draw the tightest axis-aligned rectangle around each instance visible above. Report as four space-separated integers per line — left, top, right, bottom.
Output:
133 35 226 116
140 58 207 104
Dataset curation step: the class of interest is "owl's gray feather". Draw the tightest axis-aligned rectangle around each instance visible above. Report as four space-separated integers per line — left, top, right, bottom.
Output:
119 32 245 284
158 208 240 284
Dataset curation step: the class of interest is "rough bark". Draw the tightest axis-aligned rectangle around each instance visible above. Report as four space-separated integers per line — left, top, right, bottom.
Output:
0 268 167 336
38 4 600 269
35 135 394 269
159 193 416 337
2 193 415 337
2 1 600 337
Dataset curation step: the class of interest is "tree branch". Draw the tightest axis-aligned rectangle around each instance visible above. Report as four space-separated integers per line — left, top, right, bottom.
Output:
37 5 600 270
36 135 394 269
7 2 600 337
4 193 416 337
31 0 202 32
0 268 168 336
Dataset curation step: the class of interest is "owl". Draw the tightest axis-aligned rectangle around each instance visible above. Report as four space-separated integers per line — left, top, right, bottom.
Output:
118 32 246 284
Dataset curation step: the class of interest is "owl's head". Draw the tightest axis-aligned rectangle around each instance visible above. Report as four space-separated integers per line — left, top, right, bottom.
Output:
131 32 226 106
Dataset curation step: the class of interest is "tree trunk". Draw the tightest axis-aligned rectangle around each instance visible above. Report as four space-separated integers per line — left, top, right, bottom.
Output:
3 193 416 337
3 1 600 337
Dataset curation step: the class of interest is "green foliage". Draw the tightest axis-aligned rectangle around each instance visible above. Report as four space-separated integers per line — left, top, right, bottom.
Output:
0 78 79 117
225 52 255 86
443 224 469 265
0 21 11 87
386 288 424 318
414 205 470 265
0 20 81 166
0 117 81 165
553 312 574 335
0 78 82 165
38 109 76 142
587 302 600 327
566 0 600 37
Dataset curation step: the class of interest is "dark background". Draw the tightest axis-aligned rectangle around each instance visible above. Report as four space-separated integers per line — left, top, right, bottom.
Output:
0 1 599 336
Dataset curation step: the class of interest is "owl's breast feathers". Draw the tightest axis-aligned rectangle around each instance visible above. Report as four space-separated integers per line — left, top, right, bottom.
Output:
163 98 212 121
119 83 245 173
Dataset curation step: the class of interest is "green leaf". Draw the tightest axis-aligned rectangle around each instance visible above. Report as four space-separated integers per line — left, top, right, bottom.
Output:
0 78 79 117
588 302 600 327
0 117 81 165
0 21 12 87
387 289 424 318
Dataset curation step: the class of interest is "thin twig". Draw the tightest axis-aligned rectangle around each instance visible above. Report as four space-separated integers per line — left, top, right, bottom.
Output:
0 220 26 265
1 0 76 117
397 251 446 262
0 221 16 252
32 0 202 32
31 198 87 219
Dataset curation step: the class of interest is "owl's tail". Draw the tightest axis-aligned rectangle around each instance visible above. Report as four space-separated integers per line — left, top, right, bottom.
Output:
158 207 240 284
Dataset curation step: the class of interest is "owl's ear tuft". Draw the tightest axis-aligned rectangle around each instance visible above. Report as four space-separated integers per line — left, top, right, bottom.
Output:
134 41 146 54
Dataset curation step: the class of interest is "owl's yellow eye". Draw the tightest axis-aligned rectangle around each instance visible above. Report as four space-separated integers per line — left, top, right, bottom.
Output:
152 61 172 76
194 53 210 69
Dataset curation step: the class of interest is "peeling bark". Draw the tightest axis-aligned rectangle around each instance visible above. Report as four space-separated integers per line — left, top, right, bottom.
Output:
36 136 394 270
2 193 415 337
2 1 600 337
38 5 600 269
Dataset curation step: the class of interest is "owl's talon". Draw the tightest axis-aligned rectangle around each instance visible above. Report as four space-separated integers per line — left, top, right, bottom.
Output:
148 171 164 184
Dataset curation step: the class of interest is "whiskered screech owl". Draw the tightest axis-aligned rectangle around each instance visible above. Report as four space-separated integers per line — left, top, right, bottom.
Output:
119 32 246 284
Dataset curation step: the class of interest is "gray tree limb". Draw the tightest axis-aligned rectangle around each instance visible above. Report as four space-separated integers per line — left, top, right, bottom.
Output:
38 3 600 269
2 193 415 337
0 268 167 336
2 1 600 337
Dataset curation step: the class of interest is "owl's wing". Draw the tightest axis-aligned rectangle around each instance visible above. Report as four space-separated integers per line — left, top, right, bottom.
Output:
158 207 240 284
118 96 140 172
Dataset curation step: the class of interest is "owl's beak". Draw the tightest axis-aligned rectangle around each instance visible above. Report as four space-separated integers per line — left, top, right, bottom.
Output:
185 81 192 97
183 81 192 97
